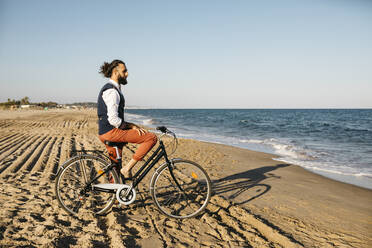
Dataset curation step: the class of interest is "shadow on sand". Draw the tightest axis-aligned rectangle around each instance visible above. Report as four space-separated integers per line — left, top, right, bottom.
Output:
212 164 290 205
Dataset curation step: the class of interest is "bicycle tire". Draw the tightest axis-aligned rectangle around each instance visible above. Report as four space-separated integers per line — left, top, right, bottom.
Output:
55 154 119 216
150 159 212 219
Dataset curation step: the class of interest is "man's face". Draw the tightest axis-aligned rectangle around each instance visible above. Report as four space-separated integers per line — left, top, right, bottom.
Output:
117 63 128 85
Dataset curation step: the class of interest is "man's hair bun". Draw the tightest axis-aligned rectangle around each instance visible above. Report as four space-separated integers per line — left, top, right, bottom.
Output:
99 60 125 78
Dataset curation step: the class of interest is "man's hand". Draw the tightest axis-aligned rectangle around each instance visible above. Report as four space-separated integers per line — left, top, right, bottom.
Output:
132 125 147 136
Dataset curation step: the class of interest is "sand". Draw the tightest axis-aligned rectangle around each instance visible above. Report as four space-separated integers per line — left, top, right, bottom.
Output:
0 109 371 248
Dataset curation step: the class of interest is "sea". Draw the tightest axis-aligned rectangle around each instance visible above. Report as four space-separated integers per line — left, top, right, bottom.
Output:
125 109 372 190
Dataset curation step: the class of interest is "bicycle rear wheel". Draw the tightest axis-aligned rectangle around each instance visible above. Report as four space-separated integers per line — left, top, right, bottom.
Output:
150 159 211 219
55 154 119 216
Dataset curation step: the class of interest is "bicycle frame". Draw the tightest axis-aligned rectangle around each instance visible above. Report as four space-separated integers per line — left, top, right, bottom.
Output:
80 139 176 195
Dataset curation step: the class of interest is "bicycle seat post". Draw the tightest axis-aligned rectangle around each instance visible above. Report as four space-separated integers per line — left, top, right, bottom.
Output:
104 140 125 164
113 146 121 161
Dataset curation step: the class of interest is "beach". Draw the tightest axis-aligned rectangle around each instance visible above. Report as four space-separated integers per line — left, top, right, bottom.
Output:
0 109 371 247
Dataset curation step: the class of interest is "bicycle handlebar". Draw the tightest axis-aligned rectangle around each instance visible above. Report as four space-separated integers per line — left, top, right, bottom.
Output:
155 126 178 155
156 126 176 139
156 126 168 133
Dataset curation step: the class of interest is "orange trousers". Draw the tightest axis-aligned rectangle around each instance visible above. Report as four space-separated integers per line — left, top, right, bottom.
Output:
99 128 157 161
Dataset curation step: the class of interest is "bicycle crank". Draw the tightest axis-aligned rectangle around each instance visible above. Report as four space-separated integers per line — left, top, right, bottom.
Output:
117 185 136 205
93 184 136 205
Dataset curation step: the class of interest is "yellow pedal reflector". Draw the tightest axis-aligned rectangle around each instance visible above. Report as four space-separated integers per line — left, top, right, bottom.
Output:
98 169 104 175
191 172 198 179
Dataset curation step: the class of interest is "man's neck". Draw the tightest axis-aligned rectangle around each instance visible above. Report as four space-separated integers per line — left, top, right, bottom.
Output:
109 79 121 90
110 77 118 84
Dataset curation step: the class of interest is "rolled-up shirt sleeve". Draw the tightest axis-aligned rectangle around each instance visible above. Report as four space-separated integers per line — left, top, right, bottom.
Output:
102 88 122 128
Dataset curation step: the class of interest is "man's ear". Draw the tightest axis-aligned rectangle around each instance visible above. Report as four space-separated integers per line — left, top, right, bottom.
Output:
112 67 118 76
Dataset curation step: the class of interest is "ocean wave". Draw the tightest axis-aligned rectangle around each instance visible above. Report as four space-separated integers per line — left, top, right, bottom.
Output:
126 113 158 128
174 132 194 137
239 139 262 144
239 138 316 160
125 113 146 119
354 173 372 178
142 119 155 126
274 157 372 178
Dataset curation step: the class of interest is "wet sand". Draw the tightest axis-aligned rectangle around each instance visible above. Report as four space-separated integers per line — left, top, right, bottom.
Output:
0 109 371 247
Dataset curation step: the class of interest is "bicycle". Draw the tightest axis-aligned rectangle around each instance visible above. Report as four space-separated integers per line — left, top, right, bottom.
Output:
55 126 212 219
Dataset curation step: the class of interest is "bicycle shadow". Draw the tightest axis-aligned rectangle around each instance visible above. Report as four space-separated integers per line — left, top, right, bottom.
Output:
212 164 290 205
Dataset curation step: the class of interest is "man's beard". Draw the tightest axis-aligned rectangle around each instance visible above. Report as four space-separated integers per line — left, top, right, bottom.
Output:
118 77 128 85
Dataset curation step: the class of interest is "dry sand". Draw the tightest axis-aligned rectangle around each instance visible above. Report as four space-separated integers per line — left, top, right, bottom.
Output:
0 109 371 248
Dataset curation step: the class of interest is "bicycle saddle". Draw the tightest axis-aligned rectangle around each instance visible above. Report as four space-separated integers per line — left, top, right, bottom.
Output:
104 140 128 147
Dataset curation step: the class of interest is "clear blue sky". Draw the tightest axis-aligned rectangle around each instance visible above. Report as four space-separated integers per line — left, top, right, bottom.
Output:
0 0 371 108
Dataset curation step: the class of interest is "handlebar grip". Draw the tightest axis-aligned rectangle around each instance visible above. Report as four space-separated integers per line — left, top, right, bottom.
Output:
156 126 167 133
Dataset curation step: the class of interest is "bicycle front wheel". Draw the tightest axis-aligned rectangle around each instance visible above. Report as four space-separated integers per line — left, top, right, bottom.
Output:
55 154 119 216
150 159 212 219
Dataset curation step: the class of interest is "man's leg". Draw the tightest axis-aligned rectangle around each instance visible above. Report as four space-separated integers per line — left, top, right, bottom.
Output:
99 128 157 177
120 158 137 178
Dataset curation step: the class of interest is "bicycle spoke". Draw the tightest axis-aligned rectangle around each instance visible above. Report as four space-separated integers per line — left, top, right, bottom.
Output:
152 160 211 218
56 155 118 216
61 185 81 193
63 171 81 181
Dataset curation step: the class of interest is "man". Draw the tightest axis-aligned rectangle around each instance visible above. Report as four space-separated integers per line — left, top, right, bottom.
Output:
97 59 157 178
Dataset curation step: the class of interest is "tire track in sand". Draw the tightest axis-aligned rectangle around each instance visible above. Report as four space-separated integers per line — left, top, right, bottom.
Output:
0 135 34 162
0 133 26 154
0 135 46 178
0 120 14 129
47 136 65 181
0 133 20 145
35 136 57 174
25 136 54 173
13 135 50 175
48 134 74 180
0 135 40 175
129 193 302 247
